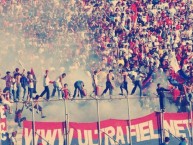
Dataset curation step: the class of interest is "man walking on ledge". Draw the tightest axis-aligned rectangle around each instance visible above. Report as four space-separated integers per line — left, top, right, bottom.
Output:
40 70 52 101
101 70 115 98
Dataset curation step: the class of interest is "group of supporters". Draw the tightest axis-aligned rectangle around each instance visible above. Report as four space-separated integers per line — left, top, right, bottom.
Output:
0 0 192 139
0 66 90 124
82 0 193 113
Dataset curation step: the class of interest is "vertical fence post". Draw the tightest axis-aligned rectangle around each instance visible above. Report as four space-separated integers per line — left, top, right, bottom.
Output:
160 111 165 143
66 114 69 145
163 112 165 142
126 96 132 145
32 100 35 145
64 99 69 145
31 0 36 142
97 99 101 145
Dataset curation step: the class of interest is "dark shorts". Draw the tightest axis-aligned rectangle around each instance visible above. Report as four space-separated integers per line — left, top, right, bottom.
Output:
34 105 42 111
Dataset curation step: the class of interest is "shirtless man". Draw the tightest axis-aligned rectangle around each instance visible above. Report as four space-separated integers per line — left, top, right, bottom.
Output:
101 70 115 97
119 70 129 96
14 68 25 101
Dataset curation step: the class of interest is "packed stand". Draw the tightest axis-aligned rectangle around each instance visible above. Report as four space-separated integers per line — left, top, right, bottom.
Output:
82 0 193 112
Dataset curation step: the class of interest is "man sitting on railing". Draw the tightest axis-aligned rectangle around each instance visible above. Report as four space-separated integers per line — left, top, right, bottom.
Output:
33 95 46 118
27 95 46 119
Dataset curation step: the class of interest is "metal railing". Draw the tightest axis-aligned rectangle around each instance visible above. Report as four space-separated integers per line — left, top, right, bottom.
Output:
1 95 193 145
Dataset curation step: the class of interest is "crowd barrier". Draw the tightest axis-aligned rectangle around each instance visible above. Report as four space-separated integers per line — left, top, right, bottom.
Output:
0 96 193 145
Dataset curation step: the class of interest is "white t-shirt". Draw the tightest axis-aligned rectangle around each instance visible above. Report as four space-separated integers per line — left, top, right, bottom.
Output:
43 75 50 87
55 76 62 88
11 78 17 91
169 8 176 17
151 35 156 42
135 73 144 81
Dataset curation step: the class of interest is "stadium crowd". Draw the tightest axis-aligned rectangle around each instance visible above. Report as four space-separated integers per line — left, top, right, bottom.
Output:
0 0 192 126
0 1 192 145
82 0 193 113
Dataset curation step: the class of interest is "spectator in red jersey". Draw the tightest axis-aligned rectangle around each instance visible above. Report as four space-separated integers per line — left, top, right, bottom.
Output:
61 84 71 99
171 86 181 102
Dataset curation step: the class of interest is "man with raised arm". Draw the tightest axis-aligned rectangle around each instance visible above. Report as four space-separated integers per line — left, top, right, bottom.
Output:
1 71 12 95
156 83 171 112
14 68 25 101
14 103 26 127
